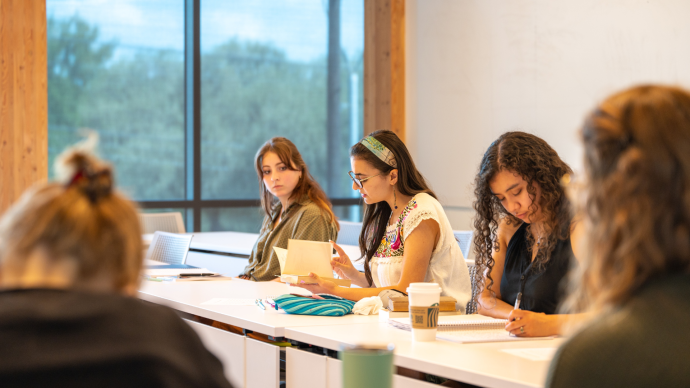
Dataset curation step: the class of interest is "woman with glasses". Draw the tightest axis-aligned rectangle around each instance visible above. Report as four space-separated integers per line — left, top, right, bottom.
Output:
295 130 472 311
472 131 584 337
238 137 339 281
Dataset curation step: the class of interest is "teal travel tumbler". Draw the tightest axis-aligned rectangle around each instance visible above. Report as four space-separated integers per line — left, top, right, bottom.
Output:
340 344 395 388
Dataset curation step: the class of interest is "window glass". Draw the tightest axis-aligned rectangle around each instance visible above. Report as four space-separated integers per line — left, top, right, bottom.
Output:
201 207 264 233
140 208 188 233
201 205 361 233
200 0 364 201
47 0 185 200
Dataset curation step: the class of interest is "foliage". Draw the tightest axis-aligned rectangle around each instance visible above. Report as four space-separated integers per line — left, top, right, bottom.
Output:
47 15 363 231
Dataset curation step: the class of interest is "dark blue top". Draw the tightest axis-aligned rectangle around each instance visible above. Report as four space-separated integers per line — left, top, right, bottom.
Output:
500 222 574 314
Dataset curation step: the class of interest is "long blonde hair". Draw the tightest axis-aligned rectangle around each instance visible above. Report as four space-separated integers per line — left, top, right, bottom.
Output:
0 137 143 291
565 85 690 314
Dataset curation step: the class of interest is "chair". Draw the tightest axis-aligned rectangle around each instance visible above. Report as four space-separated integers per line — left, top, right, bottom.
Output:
144 231 193 265
453 230 473 259
336 221 363 246
465 264 480 314
139 212 186 234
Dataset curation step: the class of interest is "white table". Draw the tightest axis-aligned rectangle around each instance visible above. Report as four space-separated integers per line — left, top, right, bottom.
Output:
138 279 560 388
138 280 378 337
285 322 562 388
144 231 365 276
138 280 378 388
143 231 258 256
189 231 259 256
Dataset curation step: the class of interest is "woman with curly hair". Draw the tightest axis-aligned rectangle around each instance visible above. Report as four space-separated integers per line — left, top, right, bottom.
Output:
547 85 690 387
472 131 584 337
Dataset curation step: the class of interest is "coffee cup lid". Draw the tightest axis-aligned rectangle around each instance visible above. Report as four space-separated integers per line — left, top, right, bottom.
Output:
407 283 441 293
408 283 441 289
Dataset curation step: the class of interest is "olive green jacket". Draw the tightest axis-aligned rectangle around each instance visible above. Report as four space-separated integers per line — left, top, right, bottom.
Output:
242 198 338 281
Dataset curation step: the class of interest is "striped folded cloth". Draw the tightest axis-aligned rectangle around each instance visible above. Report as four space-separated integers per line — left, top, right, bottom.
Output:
273 294 355 316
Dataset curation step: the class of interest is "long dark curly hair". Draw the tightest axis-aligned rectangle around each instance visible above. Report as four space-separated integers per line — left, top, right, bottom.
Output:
472 131 573 302
564 85 690 315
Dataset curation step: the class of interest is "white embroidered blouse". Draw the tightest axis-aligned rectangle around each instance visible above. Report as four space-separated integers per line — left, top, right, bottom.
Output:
369 193 472 312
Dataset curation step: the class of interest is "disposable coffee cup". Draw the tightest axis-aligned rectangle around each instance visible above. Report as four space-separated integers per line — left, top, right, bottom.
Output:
340 344 395 388
406 283 442 341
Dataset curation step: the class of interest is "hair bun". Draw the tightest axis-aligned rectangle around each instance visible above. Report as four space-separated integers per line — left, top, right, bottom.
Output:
55 132 114 202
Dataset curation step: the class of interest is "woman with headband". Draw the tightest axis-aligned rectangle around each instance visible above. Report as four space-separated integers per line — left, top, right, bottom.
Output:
295 130 472 311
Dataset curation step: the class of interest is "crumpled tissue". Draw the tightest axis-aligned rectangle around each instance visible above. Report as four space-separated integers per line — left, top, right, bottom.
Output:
353 296 383 315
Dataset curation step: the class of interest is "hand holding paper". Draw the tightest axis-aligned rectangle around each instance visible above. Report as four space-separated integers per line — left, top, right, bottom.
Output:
330 241 359 280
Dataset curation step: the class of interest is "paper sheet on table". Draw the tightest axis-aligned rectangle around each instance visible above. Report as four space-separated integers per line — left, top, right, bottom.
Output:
273 247 288 273
500 347 558 361
201 298 256 306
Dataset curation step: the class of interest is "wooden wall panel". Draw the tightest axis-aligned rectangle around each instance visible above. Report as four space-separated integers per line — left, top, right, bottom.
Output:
364 0 405 141
0 0 48 215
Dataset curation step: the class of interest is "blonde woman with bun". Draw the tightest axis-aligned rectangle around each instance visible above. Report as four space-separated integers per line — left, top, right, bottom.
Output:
0 136 233 388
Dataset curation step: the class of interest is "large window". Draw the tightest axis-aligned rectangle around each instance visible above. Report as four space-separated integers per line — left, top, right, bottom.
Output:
47 0 363 232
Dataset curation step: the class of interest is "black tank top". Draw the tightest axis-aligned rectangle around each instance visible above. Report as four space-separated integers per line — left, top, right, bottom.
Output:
499 222 574 314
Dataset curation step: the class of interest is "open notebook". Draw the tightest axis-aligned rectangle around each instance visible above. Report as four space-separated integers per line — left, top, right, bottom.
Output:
388 315 555 344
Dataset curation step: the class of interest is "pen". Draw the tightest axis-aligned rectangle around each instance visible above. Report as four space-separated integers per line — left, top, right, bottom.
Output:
514 292 522 310
255 299 266 310
179 273 217 277
250 272 258 282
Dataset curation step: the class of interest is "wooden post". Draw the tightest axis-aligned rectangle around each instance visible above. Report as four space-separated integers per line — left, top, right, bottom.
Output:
364 0 405 141
0 0 48 214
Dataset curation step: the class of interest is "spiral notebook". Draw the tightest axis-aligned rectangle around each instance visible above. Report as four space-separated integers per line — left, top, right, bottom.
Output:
388 315 555 343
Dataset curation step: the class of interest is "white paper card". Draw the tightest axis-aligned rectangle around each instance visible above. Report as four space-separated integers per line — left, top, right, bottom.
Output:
201 298 256 306
500 347 558 361
283 239 332 278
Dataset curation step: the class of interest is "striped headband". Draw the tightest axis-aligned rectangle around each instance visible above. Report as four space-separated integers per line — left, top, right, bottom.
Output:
361 136 397 168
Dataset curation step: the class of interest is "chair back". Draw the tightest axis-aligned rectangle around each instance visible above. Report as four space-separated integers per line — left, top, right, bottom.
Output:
139 212 186 234
336 221 363 246
453 230 473 259
465 264 480 314
144 231 193 265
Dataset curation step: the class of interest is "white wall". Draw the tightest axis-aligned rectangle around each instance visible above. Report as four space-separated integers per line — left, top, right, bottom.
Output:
406 0 690 230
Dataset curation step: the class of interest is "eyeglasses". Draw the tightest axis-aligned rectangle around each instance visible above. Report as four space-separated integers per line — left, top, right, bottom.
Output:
348 171 384 189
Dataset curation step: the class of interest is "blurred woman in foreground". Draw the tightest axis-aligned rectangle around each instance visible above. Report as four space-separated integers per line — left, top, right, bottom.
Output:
0 137 232 388
548 85 690 387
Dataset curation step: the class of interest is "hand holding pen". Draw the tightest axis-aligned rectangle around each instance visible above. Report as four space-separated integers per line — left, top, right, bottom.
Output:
506 292 525 335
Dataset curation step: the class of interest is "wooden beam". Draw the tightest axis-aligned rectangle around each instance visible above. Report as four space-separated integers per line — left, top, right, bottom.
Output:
0 0 48 214
364 0 405 141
